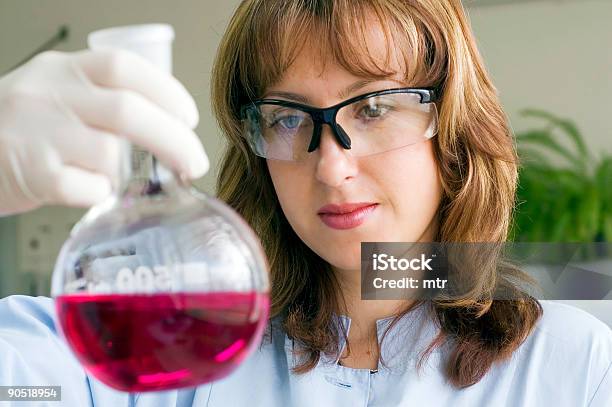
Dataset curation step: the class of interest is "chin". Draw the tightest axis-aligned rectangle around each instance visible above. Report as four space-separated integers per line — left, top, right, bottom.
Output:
322 253 362 272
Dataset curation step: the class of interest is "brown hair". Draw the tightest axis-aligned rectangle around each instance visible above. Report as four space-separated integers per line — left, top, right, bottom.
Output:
211 0 542 388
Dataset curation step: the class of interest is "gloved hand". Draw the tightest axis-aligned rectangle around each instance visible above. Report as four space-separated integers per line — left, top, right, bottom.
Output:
0 49 209 216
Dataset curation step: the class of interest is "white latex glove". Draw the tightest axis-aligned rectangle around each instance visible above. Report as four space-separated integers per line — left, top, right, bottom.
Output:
0 49 209 216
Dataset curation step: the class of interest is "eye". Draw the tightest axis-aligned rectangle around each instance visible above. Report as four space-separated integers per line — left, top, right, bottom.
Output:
356 102 393 120
272 115 304 130
261 107 306 131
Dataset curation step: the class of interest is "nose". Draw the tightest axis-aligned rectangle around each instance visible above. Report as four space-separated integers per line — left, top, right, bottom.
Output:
314 125 358 187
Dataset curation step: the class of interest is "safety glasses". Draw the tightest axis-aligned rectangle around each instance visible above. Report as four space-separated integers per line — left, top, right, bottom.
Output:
240 87 439 162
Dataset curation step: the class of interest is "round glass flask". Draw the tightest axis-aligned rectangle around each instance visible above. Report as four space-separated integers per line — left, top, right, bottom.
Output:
51 24 270 392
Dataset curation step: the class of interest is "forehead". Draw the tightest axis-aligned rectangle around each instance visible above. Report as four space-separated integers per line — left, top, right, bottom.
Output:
242 1 441 107
264 13 410 94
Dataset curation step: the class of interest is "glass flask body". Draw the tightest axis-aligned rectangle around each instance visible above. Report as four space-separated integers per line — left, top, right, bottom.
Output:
51 147 270 392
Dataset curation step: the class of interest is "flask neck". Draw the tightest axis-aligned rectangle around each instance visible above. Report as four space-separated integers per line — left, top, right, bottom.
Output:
119 142 176 198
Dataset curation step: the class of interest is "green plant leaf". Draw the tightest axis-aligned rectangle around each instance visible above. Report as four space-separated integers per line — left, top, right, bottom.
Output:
520 109 590 160
549 211 571 242
595 157 612 203
576 182 600 241
517 147 553 168
516 129 585 173
604 214 612 242
512 109 611 246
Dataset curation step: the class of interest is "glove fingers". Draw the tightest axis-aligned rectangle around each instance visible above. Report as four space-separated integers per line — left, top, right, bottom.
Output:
72 49 199 129
47 165 112 207
65 133 121 189
52 120 122 188
62 85 209 179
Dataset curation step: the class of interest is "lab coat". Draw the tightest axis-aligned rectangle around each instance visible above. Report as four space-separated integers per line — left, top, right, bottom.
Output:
0 295 610 406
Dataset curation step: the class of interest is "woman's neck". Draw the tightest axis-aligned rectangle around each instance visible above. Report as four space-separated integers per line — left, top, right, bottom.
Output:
333 265 413 342
332 265 413 370
333 217 439 343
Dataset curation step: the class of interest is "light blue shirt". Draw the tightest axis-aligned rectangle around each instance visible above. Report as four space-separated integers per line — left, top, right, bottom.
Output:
0 295 610 406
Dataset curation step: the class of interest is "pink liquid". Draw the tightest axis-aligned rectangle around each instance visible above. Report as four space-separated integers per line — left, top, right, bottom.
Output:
55 292 269 392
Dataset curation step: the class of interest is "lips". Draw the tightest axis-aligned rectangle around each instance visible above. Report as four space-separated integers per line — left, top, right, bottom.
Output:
317 202 378 230
317 202 377 215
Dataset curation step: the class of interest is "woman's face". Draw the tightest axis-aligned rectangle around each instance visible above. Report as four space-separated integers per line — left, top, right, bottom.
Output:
265 35 443 275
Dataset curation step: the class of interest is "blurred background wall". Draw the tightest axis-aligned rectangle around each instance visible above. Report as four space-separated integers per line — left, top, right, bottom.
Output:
0 0 610 324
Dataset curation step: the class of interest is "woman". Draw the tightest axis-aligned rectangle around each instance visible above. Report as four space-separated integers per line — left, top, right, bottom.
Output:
0 0 610 406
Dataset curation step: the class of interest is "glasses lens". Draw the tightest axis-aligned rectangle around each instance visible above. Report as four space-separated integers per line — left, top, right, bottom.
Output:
243 91 438 161
243 104 313 161
336 92 437 157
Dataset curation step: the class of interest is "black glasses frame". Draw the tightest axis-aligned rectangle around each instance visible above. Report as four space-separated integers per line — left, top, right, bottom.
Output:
240 87 439 155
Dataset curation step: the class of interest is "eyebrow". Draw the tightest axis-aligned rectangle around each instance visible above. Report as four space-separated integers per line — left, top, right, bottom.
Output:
263 78 401 104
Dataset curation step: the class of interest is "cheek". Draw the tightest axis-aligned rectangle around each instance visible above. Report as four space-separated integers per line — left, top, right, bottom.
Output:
265 141 442 271
373 141 442 236
266 160 311 228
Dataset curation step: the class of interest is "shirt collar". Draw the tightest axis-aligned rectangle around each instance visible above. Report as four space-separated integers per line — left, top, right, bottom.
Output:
326 302 434 366
283 302 438 371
